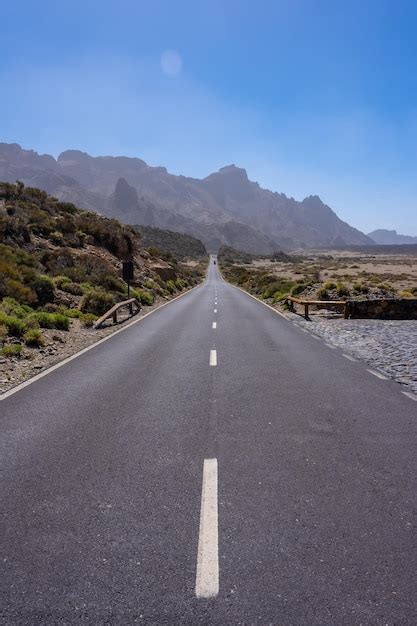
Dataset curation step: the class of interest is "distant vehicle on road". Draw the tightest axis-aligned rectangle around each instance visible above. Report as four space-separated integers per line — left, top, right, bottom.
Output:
214 260 216 265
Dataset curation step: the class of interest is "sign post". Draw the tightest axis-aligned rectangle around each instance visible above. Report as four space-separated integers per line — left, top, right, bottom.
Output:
122 260 134 299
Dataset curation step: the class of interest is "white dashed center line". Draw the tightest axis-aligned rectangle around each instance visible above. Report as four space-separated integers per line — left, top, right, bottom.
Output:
196 458 219 599
212 322 217 329
209 350 217 366
214 309 217 313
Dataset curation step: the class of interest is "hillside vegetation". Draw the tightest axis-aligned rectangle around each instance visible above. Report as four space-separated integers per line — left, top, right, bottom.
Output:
0 182 204 358
134 225 206 260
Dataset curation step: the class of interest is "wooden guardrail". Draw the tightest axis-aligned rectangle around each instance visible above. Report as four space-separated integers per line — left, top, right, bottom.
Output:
287 295 348 320
94 298 141 329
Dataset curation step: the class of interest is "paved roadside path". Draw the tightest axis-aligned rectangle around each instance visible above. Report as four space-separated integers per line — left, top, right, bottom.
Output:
1 259 416 624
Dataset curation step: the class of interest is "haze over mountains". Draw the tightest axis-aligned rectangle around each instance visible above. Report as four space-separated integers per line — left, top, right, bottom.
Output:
0 142 373 253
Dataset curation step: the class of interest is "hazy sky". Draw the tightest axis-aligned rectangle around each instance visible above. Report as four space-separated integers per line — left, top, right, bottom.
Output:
2 0 417 235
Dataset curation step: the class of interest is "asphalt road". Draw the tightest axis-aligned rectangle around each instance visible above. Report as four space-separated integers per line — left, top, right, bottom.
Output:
1 258 416 624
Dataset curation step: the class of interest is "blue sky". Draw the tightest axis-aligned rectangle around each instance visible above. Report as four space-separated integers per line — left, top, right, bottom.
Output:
2 0 417 234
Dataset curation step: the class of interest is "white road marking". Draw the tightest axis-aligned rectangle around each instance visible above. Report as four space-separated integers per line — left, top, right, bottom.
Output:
209 350 217 366
367 369 388 380
311 335 321 340
214 309 217 313
196 458 219 599
342 354 357 362
212 322 217 329
300 328 309 333
402 391 417 402
325 343 336 349
0 284 202 402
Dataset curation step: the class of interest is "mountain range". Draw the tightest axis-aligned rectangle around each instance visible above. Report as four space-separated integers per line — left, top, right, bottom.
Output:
367 229 417 245
0 142 373 253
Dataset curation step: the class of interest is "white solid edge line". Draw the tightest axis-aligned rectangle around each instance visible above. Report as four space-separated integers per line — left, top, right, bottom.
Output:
325 343 337 349
402 391 417 402
209 349 217 366
366 369 388 380
196 458 219 599
212 322 217 329
0 283 203 401
342 354 357 362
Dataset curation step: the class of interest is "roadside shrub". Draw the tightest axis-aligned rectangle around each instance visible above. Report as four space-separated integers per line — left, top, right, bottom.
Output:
336 282 350 297
0 313 27 338
323 281 336 290
400 290 414 299
377 283 396 293
137 289 154 306
0 324 7 344
60 307 83 319
0 297 33 318
101 274 125 293
80 288 115 316
165 280 177 294
291 283 307 297
316 287 329 300
175 278 187 291
81 313 97 328
32 312 70 330
23 328 45 347
31 275 55 305
1 343 23 357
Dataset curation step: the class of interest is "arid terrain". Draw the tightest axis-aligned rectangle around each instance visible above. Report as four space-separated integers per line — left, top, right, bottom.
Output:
220 247 417 310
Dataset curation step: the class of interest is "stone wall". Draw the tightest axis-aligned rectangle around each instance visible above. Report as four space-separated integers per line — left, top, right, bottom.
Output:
345 298 417 320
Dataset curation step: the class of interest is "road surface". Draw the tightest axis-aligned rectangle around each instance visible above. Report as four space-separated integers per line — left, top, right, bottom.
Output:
1 258 416 624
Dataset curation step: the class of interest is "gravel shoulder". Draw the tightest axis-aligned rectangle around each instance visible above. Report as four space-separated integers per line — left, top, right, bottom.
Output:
283 307 417 396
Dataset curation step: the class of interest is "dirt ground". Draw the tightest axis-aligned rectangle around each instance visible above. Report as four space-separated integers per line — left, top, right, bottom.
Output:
251 250 417 293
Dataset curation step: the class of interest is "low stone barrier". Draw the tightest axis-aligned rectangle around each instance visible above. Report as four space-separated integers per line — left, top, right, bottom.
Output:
345 298 417 320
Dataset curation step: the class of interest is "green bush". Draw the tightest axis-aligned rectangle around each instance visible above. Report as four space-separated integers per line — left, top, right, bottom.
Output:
0 297 33 318
3 279 35 304
175 278 187 291
0 324 7 344
23 328 45 347
1 343 23 357
32 312 70 330
53 275 71 289
32 275 55 305
137 289 154 306
165 280 177 294
323 281 336 290
61 281 84 296
291 283 307 297
0 312 27 337
81 313 97 328
377 283 395 293
80 288 115 316
336 282 350 297
316 287 329 300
